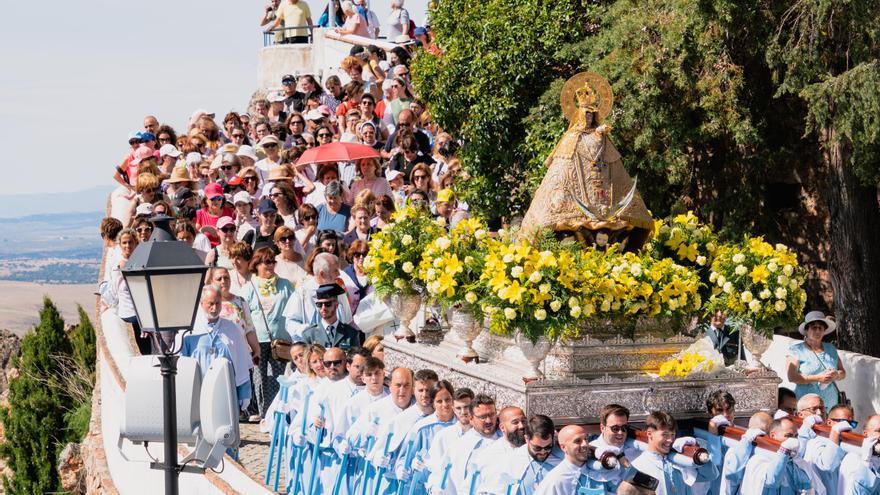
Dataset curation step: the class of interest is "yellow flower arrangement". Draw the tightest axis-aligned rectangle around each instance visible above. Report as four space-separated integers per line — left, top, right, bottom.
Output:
705 236 807 336
419 218 489 316
651 337 724 378
363 206 443 298
647 211 718 269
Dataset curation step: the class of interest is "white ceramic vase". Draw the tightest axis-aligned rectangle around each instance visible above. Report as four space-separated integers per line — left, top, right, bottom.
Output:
515 331 552 380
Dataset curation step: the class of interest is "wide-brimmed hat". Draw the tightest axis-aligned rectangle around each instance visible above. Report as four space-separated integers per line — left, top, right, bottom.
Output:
165 166 194 184
267 166 293 182
798 311 837 336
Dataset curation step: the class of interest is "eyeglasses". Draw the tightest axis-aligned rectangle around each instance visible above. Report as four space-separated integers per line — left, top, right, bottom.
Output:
244 176 258 182
262 259 277 265
220 165 234 171
136 227 153 233
278 236 295 243
322 359 344 367
529 443 554 452
290 121 304 125
220 226 236 233
317 133 332 138
799 405 825 414
361 101 375 106
607 425 628 434
315 300 337 308
210 196 224 202
413 174 428 180
270 192 284 198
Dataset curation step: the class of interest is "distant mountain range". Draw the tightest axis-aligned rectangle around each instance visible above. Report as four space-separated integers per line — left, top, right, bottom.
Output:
0 185 114 218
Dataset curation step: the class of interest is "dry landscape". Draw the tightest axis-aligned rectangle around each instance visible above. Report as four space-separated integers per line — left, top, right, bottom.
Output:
0 281 96 336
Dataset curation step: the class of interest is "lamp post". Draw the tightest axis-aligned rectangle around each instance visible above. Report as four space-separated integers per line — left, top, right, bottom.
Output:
122 215 208 495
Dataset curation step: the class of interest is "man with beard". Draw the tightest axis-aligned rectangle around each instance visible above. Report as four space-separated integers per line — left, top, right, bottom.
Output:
535 424 608 494
476 414 561 494
369 369 439 494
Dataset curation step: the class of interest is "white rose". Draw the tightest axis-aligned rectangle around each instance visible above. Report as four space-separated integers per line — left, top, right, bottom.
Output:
402 261 414 273
511 266 524 278
568 297 579 308
735 265 747 276
774 300 787 312
741 291 753 303
529 271 543 283
783 264 794 276
465 292 477 303
435 237 452 251
549 300 562 312
723 282 733 294
393 278 406 289
777 275 789 286
717 275 726 287
748 300 761 313
732 253 745 263
696 256 707 266
435 217 447 227
767 262 778 273
504 308 517 320
538 283 551 294
535 309 547 321
433 257 443 268
503 253 515 263
789 279 799 290
569 306 582 318
474 229 487 240
426 268 436 279
401 235 413 246
706 242 717 252
630 264 643 277
709 271 718 283
759 289 771 300
775 287 787 299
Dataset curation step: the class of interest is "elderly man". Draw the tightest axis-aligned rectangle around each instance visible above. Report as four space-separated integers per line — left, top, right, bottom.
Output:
535 425 608 494
316 180 352 236
346 368 415 495
630 411 720 495
283 252 353 339
300 283 364 350
182 285 253 410
800 401 855 495
424 388 474 494
143 115 159 134
370 369 439 494
740 417 812 494
838 414 880 494
477 414 561 495
442 394 502 494
381 109 432 158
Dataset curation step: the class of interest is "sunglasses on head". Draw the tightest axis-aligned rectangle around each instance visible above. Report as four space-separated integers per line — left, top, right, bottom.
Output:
323 359 344 367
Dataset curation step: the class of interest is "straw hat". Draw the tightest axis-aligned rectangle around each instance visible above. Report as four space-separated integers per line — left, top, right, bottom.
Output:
267 166 293 182
165 166 194 184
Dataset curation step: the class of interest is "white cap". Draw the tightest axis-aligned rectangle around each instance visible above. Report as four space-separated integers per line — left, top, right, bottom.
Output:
236 145 259 161
159 144 182 158
232 191 252 205
385 169 403 181
185 152 203 166
304 109 325 121
135 203 153 216
268 90 286 103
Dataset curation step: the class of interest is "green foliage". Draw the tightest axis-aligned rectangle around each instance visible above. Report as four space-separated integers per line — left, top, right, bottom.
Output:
0 298 71 493
0 298 96 493
411 0 602 218
768 0 880 181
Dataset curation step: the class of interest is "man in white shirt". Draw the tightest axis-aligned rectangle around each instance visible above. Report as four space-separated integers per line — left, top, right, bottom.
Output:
424 388 474 494
837 414 880 495
588 403 642 490
535 424 608 495
630 411 719 495
801 402 853 495
283 253 353 339
740 416 812 494
478 414 561 495
439 394 501 494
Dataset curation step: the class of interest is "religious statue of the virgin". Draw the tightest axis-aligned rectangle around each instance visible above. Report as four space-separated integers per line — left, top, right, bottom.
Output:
519 71 653 252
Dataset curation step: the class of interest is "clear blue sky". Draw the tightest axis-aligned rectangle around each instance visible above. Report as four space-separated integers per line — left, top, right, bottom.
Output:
0 0 428 196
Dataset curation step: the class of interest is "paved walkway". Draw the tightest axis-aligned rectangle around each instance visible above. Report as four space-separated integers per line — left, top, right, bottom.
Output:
238 421 281 493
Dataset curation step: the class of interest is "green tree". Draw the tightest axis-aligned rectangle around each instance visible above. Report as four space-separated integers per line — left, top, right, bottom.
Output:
0 297 72 493
768 0 880 356
412 0 602 219
69 305 96 378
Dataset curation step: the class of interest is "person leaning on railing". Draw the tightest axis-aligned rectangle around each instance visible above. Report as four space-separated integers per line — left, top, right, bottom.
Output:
263 0 313 44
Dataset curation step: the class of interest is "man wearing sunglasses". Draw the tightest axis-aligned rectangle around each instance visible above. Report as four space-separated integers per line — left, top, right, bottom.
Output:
476 414 561 495
588 403 642 490
300 283 364 350
799 402 857 495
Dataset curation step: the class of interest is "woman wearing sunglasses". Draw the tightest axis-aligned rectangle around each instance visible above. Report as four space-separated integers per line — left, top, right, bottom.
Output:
283 112 307 149
274 226 308 287
132 218 153 243
340 239 372 314
240 246 295 419
126 173 164 227
269 182 300 228
295 203 319 257
205 216 239 269
196 182 234 230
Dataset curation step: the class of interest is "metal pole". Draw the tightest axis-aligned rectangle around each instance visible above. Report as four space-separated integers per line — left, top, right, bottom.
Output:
159 353 180 495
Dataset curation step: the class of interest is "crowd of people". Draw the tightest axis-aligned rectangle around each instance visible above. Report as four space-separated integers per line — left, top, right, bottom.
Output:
91 12 880 494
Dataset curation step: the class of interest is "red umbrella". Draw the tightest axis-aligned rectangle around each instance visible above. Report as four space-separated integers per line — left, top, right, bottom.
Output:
295 141 380 166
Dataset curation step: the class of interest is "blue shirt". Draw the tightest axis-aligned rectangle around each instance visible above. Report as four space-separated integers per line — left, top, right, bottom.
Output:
316 203 351 237
788 341 841 408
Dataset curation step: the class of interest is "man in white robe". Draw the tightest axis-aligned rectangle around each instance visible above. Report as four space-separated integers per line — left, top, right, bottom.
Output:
535 425 609 495
283 253 353 339
437 394 501 495
837 415 880 495
423 388 474 494
588 404 642 491
478 414 561 495
740 417 813 495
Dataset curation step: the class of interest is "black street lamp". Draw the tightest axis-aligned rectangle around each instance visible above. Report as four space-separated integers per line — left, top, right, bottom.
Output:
122 215 208 495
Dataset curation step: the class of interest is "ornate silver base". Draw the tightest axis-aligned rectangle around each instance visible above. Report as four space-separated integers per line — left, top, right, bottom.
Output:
384 337 779 424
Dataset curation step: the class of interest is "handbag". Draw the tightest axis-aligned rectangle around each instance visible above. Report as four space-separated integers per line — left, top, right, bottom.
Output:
810 347 848 406
250 279 291 362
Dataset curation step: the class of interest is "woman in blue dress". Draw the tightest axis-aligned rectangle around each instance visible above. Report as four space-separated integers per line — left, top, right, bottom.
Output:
785 311 847 409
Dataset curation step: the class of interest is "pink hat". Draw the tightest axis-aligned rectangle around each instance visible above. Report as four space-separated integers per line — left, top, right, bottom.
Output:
216 216 235 230
204 183 224 199
131 146 154 165
317 104 332 116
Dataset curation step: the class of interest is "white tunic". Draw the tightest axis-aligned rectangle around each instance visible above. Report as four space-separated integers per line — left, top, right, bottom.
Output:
534 458 589 495
477 443 561 495
444 428 502 495
333 388 389 447
424 423 470 494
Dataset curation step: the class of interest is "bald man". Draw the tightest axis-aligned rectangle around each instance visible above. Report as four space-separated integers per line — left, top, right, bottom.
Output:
837 414 880 494
801 402 853 495
740 417 812 494
535 424 608 494
719 411 772 495
346 367 414 495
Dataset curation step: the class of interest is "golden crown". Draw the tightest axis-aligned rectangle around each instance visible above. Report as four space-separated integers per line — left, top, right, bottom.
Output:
575 83 599 112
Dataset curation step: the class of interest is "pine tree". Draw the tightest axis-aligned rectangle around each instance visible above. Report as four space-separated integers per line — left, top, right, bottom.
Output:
69 305 96 378
0 297 72 493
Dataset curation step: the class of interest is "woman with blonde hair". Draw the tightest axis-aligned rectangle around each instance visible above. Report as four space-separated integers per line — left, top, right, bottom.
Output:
126 172 164 226
350 158 392 200
363 334 384 361
274 226 308 286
